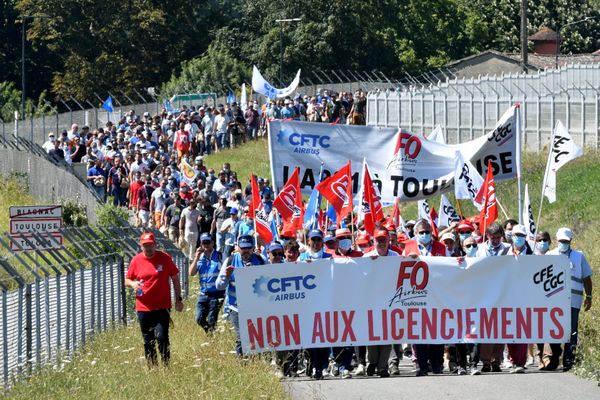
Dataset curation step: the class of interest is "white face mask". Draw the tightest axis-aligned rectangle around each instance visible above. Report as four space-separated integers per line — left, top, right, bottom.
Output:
338 238 352 251
307 249 323 259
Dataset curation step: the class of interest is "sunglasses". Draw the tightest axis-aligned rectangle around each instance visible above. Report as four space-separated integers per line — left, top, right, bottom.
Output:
465 244 477 249
311 237 323 242
271 252 284 257
201 241 212 245
418 231 431 235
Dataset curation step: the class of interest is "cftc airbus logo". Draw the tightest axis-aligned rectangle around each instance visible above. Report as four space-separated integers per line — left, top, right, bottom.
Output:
277 129 331 155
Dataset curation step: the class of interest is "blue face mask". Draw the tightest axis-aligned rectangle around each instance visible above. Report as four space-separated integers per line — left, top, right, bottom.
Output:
536 241 549 253
417 233 431 245
512 236 526 248
505 231 513 242
465 246 478 257
558 242 570 253
459 233 471 242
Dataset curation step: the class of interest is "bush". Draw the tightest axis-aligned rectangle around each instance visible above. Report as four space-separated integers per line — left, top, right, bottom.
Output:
96 203 130 227
60 199 88 227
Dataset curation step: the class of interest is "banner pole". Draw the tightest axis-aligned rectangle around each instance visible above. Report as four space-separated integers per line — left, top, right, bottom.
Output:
455 198 465 220
495 198 510 220
516 104 523 224
534 122 556 239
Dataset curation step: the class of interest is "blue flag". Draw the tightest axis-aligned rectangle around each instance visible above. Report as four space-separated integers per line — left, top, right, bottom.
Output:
303 163 325 230
164 100 172 112
102 96 113 113
227 90 236 105
326 204 337 226
270 218 280 243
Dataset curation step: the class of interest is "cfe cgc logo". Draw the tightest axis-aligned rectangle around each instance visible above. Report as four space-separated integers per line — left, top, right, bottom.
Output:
533 264 565 298
277 129 331 155
253 274 317 302
388 260 430 307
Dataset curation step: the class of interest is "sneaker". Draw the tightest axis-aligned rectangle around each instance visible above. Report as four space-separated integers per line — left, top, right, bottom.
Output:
431 365 443 375
341 368 352 379
480 364 491 373
378 369 390 378
491 364 502 373
353 364 366 376
403 349 413 358
457 367 467 375
312 368 323 380
329 362 340 377
511 366 525 374
389 364 400 376
366 364 376 377
470 368 481 376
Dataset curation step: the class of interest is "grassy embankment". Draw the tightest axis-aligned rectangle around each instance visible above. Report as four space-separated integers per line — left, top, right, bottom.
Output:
4 139 600 398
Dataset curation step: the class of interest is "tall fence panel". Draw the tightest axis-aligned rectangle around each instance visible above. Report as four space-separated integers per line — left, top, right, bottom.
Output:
367 63 600 151
0 225 188 390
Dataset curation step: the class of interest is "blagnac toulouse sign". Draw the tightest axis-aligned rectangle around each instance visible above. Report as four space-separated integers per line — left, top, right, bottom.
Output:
236 255 570 353
268 105 519 203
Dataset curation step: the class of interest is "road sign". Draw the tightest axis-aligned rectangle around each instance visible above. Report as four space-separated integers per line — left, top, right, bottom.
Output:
9 205 63 251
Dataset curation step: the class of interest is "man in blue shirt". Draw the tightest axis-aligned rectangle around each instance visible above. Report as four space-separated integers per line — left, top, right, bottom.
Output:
189 233 225 333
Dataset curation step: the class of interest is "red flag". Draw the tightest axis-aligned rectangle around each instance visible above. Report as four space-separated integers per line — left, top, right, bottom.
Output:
429 206 439 240
360 163 384 235
250 174 273 243
273 167 304 229
478 160 498 235
387 198 400 227
315 161 353 218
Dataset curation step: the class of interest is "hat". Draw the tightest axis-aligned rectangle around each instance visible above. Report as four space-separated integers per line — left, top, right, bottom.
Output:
268 242 283 252
200 233 212 242
440 232 456 242
511 224 527 236
335 228 352 238
281 227 295 238
234 189 242 194
230 207 238 215
307 229 323 239
143 111 150 117
238 235 255 249
397 232 410 243
405 220 416 227
556 227 572 242
48 132 55 137
374 229 389 239
140 232 155 245
356 233 371 245
324 235 335 243
457 221 474 232
180 182 188 188
195 155 203 162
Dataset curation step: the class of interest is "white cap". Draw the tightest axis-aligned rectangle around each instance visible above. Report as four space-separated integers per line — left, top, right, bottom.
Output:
405 220 416 226
511 224 527 236
556 227 572 242
440 232 456 242
195 155 203 161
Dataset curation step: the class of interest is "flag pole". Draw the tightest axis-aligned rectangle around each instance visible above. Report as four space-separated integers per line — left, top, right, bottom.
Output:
495 198 510 220
455 197 465 220
516 104 523 224
534 122 556 239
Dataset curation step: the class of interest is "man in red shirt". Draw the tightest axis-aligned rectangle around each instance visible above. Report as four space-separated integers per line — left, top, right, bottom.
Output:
125 232 183 366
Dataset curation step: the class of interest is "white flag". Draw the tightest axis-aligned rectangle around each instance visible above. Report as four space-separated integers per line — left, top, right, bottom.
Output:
418 199 430 222
439 194 460 228
427 125 446 144
454 151 485 210
252 65 301 99
522 184 536 245
241 83 248 112
543 121 583 203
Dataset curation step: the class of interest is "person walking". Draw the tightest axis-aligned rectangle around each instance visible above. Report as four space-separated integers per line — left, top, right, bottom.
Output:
125 232 183 366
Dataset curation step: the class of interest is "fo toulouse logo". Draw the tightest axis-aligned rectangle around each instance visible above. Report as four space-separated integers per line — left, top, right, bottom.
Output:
253 274 317 302
533 264 565 297
277 129 331 155
389 261 430 307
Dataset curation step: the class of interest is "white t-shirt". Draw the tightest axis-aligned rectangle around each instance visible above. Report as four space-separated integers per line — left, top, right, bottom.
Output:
181 207 201 235
151 188 171 212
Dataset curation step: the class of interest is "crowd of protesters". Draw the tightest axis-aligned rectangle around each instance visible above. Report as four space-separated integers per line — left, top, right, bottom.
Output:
39 88 592 379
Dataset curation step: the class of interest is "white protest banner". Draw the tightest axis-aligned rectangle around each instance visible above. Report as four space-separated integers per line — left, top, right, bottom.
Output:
438 194 460 228
268 105 518 203
252 65 301 99
523 184 536 245
237 255 570 353
454 150 485 210
427 125 446 144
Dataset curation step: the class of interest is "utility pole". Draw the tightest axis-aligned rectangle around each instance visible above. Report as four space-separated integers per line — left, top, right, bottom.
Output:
520 0 528 73
275 18 302 86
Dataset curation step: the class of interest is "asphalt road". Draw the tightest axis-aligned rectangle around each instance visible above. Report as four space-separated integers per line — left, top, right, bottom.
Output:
284 358 600 400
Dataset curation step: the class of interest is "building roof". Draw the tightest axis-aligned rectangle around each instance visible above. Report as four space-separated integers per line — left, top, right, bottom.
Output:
506 53 600 69
528 27 560 42
445 49 538 71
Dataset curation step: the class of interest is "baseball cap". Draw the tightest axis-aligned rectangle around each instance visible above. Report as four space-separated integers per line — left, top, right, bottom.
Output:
457 221 474 232
440 232 456 242
384 223 396 232
556 227 572 242
140 232 155 245
195 155 203 162
356 233 371 245
307 229 323 239
200 233 212 242
324 235 335 243
238 235 255 249
48 132 55 137
397 232 410 244
335 228 352 238
230 207 238 215
268 242 283 252
511 224 527 236
374 229 389 239
281 227 296 238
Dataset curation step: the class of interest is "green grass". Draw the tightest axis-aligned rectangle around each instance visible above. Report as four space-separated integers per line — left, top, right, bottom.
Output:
5 297 287 399
204 138 272 183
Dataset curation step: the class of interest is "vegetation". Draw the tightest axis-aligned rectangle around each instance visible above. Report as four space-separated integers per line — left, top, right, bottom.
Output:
0 0 598 108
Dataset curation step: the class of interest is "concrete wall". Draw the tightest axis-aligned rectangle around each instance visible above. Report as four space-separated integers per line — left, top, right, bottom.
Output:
0 147 100 224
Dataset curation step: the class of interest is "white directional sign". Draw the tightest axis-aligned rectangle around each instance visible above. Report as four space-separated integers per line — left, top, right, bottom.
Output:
9 205 63 251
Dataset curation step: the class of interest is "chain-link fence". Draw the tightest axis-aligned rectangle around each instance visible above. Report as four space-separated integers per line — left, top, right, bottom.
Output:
1 70 400 146
0 225 189 390
367 63 600 151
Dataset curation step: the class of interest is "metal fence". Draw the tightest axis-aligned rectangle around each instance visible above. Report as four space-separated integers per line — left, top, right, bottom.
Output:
1 70 398 146
367 63 600 151
0 225 189 390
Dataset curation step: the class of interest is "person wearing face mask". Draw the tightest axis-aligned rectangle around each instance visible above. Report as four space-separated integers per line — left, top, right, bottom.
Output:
456 221 475 252
333 229 363 258
548 227 593 371
474 222 510 374
298 230 331 379
402 220 448 376
42 132 56 153
505 224 532 374
503 218 518 243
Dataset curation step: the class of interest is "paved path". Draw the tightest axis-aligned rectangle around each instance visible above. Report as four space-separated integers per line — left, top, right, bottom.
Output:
285 359 600 400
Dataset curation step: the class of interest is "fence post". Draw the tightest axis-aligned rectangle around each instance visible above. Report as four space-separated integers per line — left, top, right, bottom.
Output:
25 283 32 375
2 289 9 386
118 256 127 326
